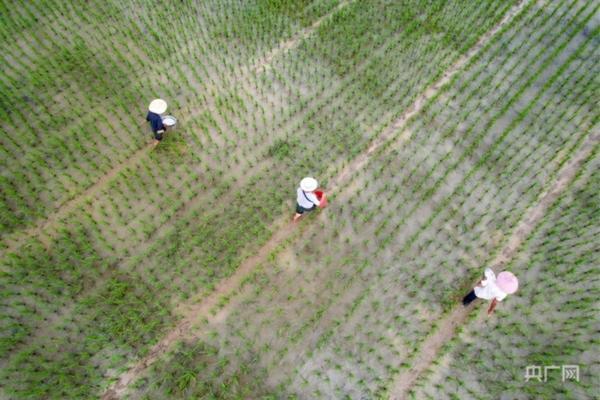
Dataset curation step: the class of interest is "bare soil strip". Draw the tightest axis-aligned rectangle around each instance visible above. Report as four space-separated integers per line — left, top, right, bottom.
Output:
251 0 355 72
330 0 531 191
100 2 531 398
1 144 152 254
101 220 296 399
388 134 599 400
0 1 355 258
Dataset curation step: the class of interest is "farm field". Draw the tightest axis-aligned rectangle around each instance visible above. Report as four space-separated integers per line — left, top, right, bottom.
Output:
0 0 598 399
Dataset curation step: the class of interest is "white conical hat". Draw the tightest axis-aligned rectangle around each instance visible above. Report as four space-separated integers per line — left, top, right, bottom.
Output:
300 177 318 192
148 99 167 114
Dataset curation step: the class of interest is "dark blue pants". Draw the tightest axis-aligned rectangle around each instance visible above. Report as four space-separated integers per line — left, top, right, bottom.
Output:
462 290 478 305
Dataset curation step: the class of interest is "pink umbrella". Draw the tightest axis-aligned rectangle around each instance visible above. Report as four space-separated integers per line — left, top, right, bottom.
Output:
497 271 519 294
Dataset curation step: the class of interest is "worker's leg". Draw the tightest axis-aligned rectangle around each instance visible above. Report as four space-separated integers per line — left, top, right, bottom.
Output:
462 289 478 306
153 130 164 148
293 204 306 222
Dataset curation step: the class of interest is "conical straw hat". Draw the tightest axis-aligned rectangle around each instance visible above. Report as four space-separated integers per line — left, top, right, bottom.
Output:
149 99 167 114
300 177 318 192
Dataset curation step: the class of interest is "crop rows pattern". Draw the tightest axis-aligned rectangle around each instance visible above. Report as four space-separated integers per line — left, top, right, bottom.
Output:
411 152 599 400
1 0 598 399
124 1 598 399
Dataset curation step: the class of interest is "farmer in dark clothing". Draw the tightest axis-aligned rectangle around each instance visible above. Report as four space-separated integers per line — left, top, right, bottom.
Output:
147 99 167 147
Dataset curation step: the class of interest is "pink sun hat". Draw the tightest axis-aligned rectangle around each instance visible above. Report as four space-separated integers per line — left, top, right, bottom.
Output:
497 271 519 294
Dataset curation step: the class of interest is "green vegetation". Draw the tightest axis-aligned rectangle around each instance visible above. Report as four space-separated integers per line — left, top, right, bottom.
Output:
1 0 597 399
412 150 599 400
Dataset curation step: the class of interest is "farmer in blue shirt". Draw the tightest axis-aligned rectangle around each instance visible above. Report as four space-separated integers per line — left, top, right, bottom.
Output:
146 99 167 147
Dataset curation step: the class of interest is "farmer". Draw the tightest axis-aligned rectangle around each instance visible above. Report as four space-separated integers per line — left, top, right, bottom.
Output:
146 98 167 147
293 177 327 222
462 268 518 315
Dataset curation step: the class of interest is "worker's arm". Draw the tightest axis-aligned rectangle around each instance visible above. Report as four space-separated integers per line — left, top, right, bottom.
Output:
308 193 320 208
317 193 327 208
487 298 498 315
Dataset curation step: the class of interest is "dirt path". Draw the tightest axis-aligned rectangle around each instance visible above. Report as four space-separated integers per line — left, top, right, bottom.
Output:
1 143 152 254
329 0 531 191
100 2 532 398
387 134 599 400
101 218 296 399
251 0 355 73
